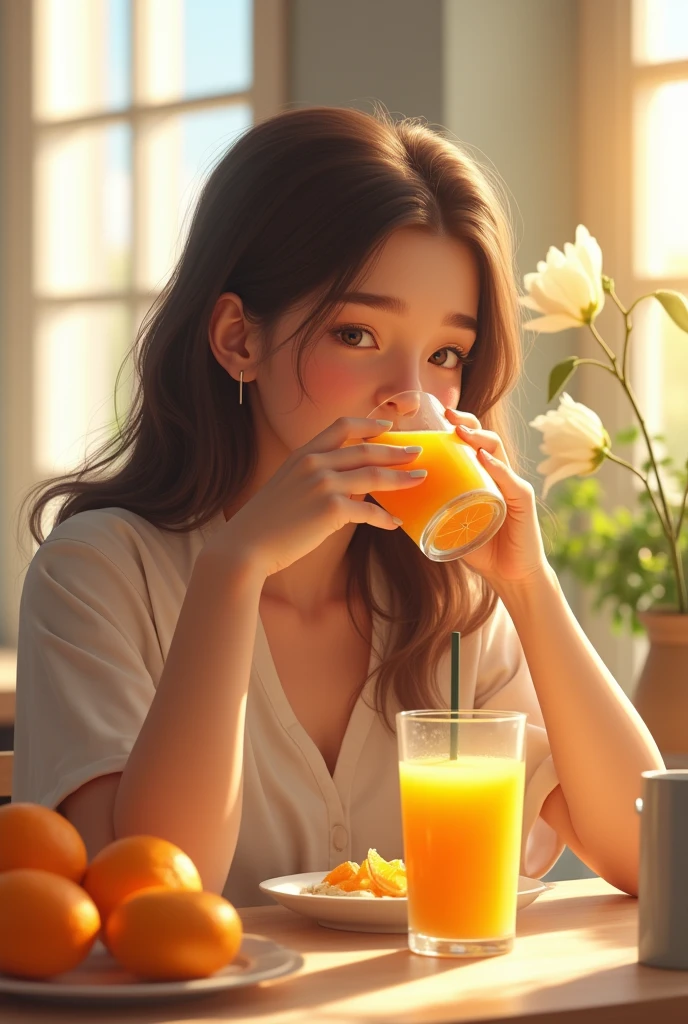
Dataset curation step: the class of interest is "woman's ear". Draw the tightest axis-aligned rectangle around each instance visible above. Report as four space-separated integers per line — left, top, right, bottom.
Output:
208 292 260 382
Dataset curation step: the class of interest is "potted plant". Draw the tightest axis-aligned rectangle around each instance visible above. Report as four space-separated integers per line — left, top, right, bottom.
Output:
523 226 688 763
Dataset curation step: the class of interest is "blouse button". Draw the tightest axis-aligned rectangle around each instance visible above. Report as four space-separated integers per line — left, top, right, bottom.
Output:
331 825 348 851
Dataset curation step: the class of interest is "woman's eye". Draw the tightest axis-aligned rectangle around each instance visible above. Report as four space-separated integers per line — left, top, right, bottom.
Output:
429 347 467 369
332 326 377 349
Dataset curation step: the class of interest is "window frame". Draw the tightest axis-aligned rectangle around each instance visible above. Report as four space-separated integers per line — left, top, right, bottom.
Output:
0 0 287 644
577 0 688 686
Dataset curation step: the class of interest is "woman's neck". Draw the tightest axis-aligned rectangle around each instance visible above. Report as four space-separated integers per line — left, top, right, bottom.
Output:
259 526 357 616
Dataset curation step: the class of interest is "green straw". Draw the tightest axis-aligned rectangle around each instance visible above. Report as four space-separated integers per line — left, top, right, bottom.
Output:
450 631 461 759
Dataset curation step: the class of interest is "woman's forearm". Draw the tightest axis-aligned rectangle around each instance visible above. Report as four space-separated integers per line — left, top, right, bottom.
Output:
114 547 265 893
492 563 663 893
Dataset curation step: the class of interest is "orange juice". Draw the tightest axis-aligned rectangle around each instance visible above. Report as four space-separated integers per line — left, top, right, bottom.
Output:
369 430 500 551
399 756 525 940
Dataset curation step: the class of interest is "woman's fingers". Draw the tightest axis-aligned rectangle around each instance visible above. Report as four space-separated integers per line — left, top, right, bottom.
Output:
302 416 393 455
337 466 428 496
324 441 423 471
444 409 510 467
445 408 482 431
457 423 509 463
477 447 534 505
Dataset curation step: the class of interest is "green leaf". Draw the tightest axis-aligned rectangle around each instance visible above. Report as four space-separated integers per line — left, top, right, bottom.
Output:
548 357 579 402
614 426 639 446
655 290 688 333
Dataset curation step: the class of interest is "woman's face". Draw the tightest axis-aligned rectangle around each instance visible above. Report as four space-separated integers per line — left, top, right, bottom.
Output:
251 226 480 456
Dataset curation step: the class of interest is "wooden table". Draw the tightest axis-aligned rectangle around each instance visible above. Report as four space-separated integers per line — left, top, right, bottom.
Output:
2 878 688 1023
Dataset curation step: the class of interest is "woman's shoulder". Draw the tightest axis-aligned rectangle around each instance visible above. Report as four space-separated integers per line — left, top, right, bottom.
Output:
37 508 164 576
42 506 212 561
44 506 156 546
30 507 215 602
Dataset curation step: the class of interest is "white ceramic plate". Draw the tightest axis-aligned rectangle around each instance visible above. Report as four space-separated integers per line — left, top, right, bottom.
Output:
0 934 303 1004
260 872 550 933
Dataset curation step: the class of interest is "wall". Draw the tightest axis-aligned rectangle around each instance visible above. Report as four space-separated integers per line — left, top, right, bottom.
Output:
290 0 444 123
288 0 594 883
443 0 579 474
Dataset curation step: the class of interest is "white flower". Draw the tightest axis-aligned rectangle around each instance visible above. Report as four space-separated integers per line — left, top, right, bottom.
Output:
521 225 605 332
530 393 610 498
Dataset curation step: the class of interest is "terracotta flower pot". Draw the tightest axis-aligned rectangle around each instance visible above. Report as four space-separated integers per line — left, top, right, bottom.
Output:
634 610 688 767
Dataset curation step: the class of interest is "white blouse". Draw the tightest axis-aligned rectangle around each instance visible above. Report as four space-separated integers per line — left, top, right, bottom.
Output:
13 507 564 906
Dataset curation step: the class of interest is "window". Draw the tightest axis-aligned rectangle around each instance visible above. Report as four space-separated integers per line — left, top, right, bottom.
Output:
631 0 688 466
0 0 285 642
577 0 688 684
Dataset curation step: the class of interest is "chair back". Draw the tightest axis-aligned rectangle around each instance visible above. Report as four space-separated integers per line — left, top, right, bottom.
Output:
0 750 13 798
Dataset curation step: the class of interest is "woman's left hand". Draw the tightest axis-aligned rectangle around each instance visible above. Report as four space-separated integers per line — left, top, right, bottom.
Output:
444 408 549 585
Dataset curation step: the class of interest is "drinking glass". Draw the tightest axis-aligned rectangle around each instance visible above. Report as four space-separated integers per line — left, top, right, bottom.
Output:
366 391 506 560
397 709 527 958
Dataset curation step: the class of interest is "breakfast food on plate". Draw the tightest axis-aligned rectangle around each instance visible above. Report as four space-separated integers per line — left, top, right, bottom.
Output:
300 849 407 898
0 802 243 982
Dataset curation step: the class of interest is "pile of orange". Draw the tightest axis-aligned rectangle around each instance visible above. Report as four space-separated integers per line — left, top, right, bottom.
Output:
323 848 407 897
0 802 243 982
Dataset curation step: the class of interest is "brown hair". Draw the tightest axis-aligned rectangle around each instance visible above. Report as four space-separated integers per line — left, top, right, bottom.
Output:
25 105 522 722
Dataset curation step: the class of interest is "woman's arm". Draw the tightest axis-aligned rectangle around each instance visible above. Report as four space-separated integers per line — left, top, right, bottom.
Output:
114 415 421 892
443 408 663 897
493 563 663 896
114 549 265 893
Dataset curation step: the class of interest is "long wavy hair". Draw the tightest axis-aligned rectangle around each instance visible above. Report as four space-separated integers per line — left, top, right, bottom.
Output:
25 105 523 723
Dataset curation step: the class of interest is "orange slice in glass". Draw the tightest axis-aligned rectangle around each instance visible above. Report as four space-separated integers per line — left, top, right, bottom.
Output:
366 849 407 897
433 501 494 552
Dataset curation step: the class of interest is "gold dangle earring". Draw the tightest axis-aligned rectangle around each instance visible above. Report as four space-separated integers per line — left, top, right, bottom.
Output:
239 370 244 405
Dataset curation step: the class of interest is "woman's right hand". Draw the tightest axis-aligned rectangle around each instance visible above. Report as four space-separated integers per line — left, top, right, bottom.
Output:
209 417 426 577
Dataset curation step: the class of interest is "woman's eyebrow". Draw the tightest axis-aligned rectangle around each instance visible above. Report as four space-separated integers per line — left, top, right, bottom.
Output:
339 291 478 331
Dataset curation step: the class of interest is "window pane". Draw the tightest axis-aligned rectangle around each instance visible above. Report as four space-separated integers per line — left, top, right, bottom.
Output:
34 0 131 121
634 81 688 278
35 123 132 296
34 303 133 475
137 0 252 105
632 299 688 472
634 0 688 64
136 104 251 290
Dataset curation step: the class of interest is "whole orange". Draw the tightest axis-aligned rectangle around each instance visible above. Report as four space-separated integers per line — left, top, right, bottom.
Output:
0 868 100 979
105 888 243 980
0 802 87 882
82 835 202 924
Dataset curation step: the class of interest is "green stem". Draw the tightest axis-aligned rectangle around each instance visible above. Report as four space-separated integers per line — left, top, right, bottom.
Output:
626 293 656 316
620 379 686 612
575 358 617 376
607 287 633 382
588 322 618 368
588 309 688 613
677 470 688 538
604 452 665 527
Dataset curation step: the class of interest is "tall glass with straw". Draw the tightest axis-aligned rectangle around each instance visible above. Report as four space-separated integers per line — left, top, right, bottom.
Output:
397 633 527 957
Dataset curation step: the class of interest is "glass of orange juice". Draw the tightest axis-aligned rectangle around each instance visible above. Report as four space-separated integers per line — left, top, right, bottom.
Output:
365 391 506 560
397 709 527 958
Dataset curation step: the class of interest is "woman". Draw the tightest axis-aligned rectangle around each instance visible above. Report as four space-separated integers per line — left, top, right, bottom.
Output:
13 106 662 905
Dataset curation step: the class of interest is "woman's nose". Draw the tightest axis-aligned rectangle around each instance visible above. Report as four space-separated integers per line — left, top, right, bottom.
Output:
383 390 423 417
373 378 425 418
